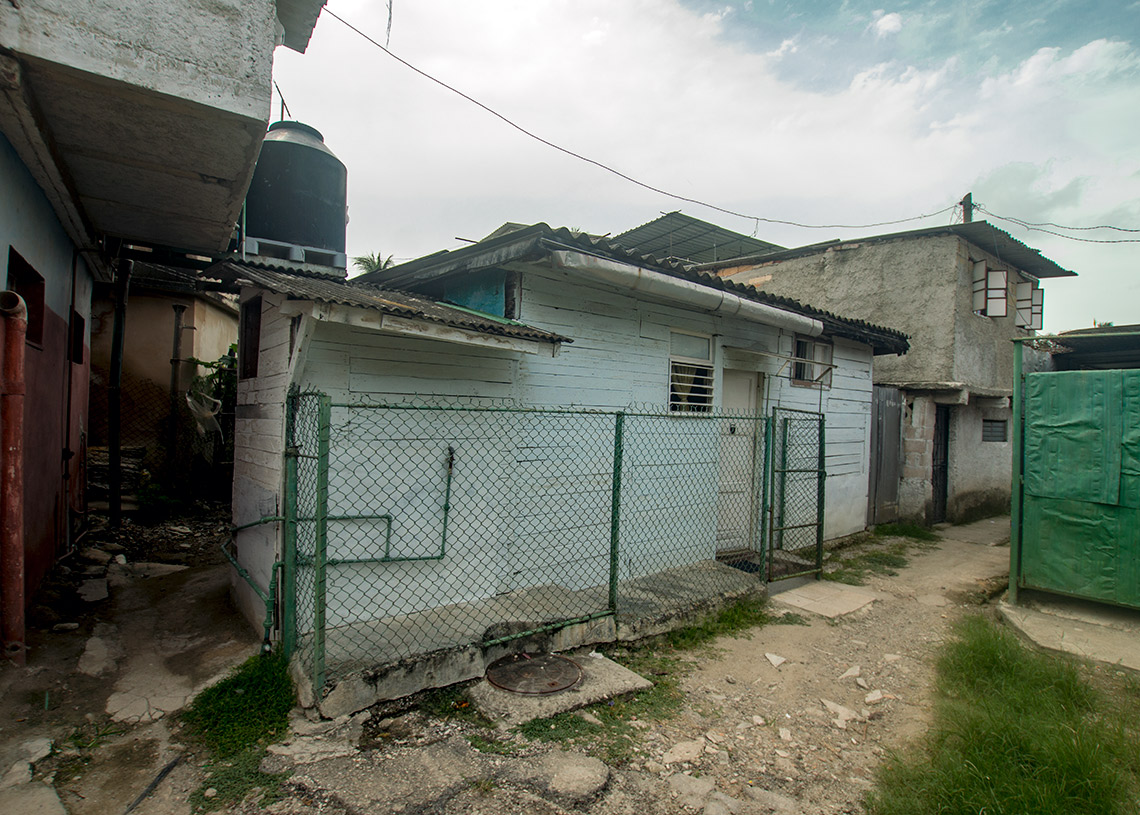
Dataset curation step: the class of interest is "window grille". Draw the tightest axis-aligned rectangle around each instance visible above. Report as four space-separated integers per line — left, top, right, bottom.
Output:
982 419 1007 442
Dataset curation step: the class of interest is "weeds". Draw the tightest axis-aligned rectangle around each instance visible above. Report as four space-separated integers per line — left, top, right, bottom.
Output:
416 683 494 728
180 651 295 812
867 616 1140 815
873 522 940 542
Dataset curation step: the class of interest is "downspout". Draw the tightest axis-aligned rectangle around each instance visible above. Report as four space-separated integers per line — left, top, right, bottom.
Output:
547 248 824 337
108 259 131 528
0 291 27 665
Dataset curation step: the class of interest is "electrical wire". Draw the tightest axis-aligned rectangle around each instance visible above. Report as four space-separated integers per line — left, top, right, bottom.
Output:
272 80 292 120
322 8 959 232
976 205 1140 244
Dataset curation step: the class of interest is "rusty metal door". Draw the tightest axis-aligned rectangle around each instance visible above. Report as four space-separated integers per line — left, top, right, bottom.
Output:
868 386 901 525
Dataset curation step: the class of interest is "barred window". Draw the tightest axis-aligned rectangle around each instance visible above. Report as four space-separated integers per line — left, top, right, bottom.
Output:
669 330 713 413
792 336 833 388
982 419 1007 442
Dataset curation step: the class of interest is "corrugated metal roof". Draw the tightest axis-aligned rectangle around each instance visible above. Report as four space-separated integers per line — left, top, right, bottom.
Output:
613 212 784 264
696 221 1075 279
361 224 909 356
206 260 570 345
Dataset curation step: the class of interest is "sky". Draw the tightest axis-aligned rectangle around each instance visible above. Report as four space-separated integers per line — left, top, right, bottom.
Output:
271 0 1140 333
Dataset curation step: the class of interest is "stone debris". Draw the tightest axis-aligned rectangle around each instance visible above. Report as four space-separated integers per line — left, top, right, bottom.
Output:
21 738 53 765
538 751 610 804
765 653 787 668
883 653 902 662
706 790 744 815
751 716 766 726
865 689 885 704
79 547 112 565
168 525 192 535
856 677 870 690
705 730 726 744
838 665 861 680
577 711 603 726
662 740 705 764
78 579 109 602
668 774 715 809
113 554 128 566
744 785 799 814
0 761 31 789
52 623 80 632
778 728 792 741
821 699 863 729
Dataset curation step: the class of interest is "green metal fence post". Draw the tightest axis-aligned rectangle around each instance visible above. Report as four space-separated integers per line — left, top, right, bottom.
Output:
760 416 772 576
748 414 765 557
815 414 826 577
313 394 332 695
1010 341 1024 604
608 412 625 614
282 444 299 658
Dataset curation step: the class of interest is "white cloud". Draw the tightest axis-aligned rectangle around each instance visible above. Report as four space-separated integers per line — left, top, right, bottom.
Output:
272 0 1140 329
872 11 903 37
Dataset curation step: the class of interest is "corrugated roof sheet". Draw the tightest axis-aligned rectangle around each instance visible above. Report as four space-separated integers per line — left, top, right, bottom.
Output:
206 260 570 345
696 221 1075 280
613 212 784 264
360 224 909 356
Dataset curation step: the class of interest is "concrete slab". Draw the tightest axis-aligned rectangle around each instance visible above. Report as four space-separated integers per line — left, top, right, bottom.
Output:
467 650 652 727
770 581 880 619
1000 593 1140 672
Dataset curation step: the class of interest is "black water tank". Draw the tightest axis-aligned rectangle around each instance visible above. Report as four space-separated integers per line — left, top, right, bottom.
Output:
245 121 347 253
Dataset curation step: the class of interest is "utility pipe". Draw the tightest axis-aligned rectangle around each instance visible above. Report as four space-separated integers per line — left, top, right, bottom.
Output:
547 248 824 337
108 259 131 528
0 290 27 665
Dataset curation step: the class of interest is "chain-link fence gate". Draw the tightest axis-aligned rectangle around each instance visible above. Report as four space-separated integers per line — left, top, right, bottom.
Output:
768 407 825 580
283 392 822 697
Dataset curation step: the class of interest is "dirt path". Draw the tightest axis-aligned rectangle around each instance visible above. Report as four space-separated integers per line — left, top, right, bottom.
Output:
0 517 1010 815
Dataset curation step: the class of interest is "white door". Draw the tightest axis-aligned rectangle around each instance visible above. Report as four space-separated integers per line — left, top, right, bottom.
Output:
716 370 762 554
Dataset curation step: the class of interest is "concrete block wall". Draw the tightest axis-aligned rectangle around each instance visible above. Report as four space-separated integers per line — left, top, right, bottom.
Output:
898 394 935 522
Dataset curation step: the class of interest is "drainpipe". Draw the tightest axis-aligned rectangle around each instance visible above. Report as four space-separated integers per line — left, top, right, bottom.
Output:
108 259 131 528
0 290 27 666
167 304 187 478
547 248 824 337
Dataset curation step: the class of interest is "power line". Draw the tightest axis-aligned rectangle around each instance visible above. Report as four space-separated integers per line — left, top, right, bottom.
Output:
322 8 959 232
976 205 1140 244
272 80 292 121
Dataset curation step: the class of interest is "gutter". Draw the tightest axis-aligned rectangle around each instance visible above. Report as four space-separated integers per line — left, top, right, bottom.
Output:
0 291 27 665
547 248 823 337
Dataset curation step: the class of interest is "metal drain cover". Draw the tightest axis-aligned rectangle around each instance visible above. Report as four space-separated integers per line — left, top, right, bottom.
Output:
485 653 582 695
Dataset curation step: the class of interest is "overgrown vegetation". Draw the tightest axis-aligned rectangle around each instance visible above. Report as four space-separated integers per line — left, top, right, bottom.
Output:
867 616 1140 815
180 651 295 812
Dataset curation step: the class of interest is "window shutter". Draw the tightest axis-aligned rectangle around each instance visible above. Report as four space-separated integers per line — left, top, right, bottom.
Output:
972 260 987 312
1031 288 1044 331
986 269 1008 317
1015 281 1033 328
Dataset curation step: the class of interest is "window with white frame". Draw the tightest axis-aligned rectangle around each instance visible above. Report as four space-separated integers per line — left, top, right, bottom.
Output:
972 260 1008 317
1015 280 1044 330
791 336 833 388
669 330 714 412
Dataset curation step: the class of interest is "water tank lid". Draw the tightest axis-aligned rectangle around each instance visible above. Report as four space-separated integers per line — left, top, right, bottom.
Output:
264 120 339 160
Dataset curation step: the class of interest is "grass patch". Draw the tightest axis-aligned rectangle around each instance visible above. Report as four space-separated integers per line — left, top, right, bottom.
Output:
873 522 940 541
662 596 775 650
465 734 515 755
416 683 494 728
867 616 1140 815
180 651 296 812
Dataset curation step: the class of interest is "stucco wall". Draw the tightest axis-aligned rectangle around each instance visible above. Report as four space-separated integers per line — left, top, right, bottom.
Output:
947 400 1012 522
721 235 960 385
0 131 92 598
0 0 278 120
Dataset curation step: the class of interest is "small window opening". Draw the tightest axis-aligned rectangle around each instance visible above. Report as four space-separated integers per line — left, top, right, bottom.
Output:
669 330 714 413
982 419 1007 443
972 260 1008 318
6 247 45 345
239 296 263 379
791 336 833 388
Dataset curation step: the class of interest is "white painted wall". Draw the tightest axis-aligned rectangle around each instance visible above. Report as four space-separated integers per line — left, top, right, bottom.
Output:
232 264 877 632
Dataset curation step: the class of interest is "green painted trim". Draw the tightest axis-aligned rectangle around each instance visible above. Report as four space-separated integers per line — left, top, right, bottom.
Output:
609 412 625 614
313 395 332 696
1010 342 1024 604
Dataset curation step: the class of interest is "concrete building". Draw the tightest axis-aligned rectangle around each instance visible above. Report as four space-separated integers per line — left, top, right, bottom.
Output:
701 222 1075 524
0 0 326 662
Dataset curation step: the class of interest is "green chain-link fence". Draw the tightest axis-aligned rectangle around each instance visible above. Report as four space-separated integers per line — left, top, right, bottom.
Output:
284 392 823 697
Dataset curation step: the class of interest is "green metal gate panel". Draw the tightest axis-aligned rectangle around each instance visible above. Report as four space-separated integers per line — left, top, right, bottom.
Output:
1016 369 1140 610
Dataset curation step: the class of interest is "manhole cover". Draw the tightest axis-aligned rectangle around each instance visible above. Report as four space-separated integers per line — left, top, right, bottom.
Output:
485 653 582 695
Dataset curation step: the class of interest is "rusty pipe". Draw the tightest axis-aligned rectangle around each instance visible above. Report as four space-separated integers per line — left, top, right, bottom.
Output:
0 290 27 666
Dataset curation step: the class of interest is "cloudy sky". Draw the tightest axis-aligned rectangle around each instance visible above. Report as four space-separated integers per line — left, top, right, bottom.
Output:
272 0 1140 333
